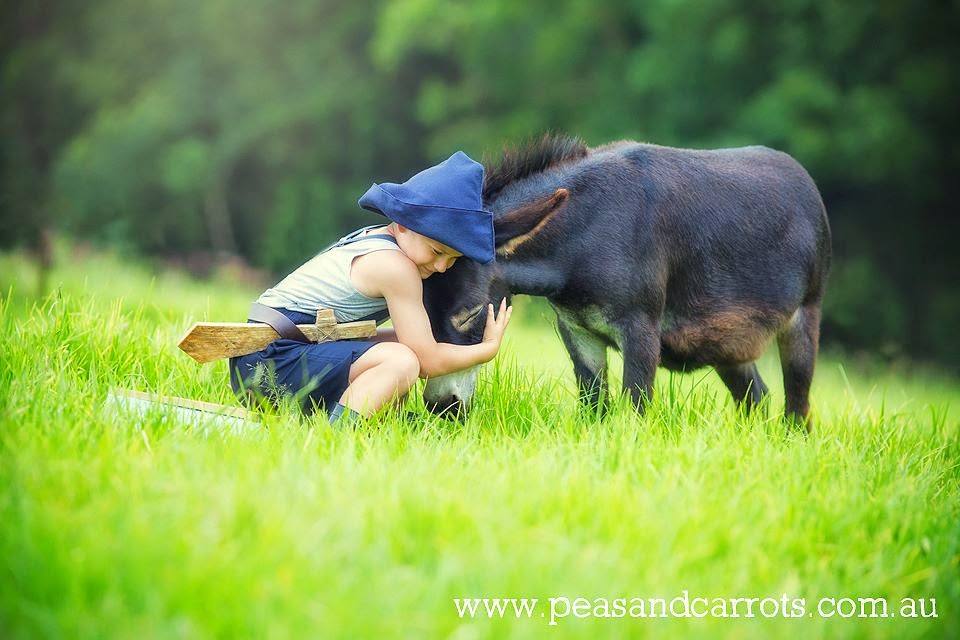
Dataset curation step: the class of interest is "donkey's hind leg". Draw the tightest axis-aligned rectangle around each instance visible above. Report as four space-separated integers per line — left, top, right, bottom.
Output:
776 304 822 429
715 362 769 414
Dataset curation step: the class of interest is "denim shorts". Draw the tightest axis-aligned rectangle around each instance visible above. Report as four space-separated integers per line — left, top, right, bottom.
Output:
229 309 377 416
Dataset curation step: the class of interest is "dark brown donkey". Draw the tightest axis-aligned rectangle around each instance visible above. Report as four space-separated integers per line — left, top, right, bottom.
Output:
421 135 831 428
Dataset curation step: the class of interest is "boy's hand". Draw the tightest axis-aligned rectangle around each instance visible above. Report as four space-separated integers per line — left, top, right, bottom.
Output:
481 298 513 357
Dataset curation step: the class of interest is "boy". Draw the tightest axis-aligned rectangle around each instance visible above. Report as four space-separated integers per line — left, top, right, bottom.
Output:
230 151 512 424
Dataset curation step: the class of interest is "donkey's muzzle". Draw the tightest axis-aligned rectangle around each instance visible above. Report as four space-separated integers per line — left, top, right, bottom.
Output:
425 395 466 420
422 366 479 420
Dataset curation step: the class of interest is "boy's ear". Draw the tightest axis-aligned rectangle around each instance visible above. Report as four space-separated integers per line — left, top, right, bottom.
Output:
494 188 569 256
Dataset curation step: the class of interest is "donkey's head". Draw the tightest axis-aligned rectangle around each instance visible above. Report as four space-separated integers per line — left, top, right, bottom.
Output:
421 189 570 416
421 136 585 416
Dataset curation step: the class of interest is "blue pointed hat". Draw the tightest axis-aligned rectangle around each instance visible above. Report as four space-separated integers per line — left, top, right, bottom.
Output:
358 151 495 264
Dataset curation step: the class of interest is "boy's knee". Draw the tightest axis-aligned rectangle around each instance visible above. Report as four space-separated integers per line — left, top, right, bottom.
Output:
395 344 422 383
380 342 420 385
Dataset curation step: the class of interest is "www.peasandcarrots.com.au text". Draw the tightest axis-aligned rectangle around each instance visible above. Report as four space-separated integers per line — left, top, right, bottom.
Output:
453 592 938 626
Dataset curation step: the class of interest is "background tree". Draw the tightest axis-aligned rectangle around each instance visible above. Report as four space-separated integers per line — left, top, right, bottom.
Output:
2 0 957 367
1 0 90 292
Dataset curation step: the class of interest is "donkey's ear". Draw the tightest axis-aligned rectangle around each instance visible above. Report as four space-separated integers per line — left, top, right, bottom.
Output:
494 188 569 256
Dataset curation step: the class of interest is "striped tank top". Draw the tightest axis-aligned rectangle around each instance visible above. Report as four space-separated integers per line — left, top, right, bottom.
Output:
256 226 402 323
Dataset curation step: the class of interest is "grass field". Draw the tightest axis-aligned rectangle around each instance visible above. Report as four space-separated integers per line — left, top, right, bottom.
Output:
1 245 958 639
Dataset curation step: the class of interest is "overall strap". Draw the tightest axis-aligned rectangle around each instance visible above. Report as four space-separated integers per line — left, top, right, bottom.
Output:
248 302 310 342
312 225 398 255
310 225 399 260
334 225 399 248
355 308 391 324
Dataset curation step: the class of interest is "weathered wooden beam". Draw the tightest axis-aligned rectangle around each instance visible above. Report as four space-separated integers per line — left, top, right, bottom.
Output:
107 389 260 435
177 309 377 363
112 388 256 420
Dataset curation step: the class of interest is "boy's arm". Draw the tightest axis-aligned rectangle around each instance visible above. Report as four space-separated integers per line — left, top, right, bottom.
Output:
353 251 511 378
373 328 398 342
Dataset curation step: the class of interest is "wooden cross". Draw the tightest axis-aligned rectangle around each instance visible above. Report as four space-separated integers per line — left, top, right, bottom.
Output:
177 309 377 363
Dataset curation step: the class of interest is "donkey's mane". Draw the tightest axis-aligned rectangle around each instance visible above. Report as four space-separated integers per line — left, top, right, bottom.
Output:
483 133 588 202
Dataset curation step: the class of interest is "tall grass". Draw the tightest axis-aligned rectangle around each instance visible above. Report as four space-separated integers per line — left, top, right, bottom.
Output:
1 246 958 639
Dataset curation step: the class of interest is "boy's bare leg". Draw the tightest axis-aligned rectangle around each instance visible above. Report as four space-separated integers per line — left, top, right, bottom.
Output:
339 342 420 416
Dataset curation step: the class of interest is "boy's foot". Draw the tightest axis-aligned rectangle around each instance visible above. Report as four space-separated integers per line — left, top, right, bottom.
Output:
328 402 362 427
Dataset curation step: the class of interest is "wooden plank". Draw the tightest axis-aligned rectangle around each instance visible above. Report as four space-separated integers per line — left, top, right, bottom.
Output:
107 389 261 437
114 388 256 420
178 319 377 363
303 320 378 341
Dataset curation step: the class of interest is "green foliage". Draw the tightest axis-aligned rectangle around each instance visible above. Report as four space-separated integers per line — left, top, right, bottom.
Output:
2 0 958 366
1 242 959 638
259 176 341 274
822 257 906 356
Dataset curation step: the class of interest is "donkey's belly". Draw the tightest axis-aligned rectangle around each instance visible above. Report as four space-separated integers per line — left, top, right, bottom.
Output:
658 307 791 369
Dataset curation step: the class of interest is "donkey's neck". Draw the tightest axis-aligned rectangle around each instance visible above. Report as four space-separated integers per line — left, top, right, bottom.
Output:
501 259 567 297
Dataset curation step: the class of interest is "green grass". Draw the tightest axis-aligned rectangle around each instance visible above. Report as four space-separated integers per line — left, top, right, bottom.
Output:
1 245 958 639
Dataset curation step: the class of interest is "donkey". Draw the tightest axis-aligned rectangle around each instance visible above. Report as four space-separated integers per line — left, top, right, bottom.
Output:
421 135 831 427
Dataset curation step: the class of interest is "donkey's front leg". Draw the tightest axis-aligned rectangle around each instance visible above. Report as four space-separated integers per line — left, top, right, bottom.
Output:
556 314 608 414
617 314 660 413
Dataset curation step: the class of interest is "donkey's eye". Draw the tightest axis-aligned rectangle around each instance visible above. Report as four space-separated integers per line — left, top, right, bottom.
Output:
450 304 485 332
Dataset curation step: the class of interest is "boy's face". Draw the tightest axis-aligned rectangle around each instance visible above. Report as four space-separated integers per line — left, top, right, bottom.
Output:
396 226 463 279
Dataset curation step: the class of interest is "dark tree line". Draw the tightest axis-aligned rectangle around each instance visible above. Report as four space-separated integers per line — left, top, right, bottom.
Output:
2 0 958 367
